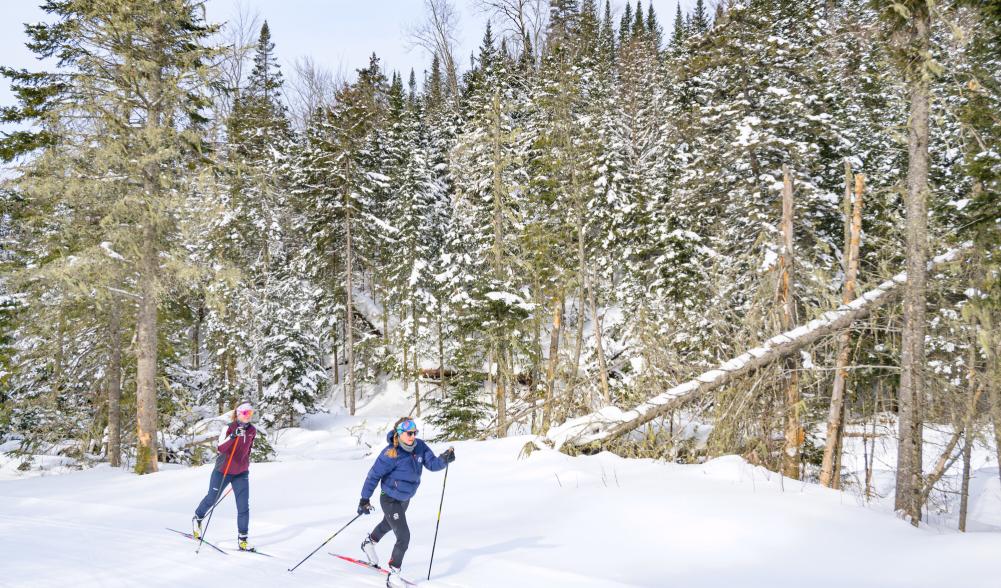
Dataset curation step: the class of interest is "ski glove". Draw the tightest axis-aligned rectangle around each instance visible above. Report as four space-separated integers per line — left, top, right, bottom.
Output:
235 425 247 438
441 448 456 463
358 498 373 515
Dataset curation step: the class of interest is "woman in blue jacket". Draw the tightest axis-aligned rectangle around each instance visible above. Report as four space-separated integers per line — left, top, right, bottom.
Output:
358 416 455 586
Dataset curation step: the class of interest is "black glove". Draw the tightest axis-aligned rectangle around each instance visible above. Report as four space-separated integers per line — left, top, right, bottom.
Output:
358 498 373 515
441 448 455 464
235 424 247 437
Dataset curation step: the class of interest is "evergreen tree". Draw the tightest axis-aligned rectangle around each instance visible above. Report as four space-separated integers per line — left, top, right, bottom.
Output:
599 0 617 65
632 1 645 40
449 25 532 436
296 54 390 415
671 3 686 50
426 341 490 440
691 0 710 35
647 2 662 50
620 2 633 47
1 0 219 473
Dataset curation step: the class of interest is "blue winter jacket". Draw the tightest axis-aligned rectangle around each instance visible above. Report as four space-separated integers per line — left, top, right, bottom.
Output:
361 431 448 502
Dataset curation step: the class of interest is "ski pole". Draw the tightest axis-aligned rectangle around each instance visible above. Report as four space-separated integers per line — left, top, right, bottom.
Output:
197 428 240 554
288 513 365 573
427 460 449 581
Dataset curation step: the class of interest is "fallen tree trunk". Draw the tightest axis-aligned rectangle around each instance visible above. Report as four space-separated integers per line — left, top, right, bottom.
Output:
545 244 970 451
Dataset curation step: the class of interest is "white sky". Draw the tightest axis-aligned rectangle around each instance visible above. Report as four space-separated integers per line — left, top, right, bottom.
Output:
1 0 700 126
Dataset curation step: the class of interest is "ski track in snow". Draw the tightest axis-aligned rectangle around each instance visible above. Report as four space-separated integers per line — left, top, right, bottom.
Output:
1 387 1000 587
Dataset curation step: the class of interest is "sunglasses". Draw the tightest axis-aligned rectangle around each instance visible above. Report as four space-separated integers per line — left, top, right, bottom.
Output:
401 430 418 437
237 409 254 418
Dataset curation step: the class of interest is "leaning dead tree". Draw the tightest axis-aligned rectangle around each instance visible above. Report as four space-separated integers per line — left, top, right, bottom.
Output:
544 244 971 451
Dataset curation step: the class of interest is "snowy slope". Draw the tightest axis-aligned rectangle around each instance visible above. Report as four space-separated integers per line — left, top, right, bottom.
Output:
1 389 999 588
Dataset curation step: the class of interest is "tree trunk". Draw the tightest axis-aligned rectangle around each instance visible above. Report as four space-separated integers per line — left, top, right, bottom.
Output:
193 300 203 370
958 426 973 532
496 343 508 438
540 294 564 434
217 350 226 414
402 333 410 397
332 334 339 385
589 278 610 405
490 88 508 435
345 194 356 416
992 385 1001 491
780 165 801 480
821 172 864 488
413 349 421 418
438 298 446 396
565 214 587 408
918 386 983 509
895 8 931 525
841 160 852 272
135 222 159 475
533 276 543 412
54 310 65 404
228 354 237 404
486 348 495 406
381 276 389 346
864 386 878 500
107 296 122 467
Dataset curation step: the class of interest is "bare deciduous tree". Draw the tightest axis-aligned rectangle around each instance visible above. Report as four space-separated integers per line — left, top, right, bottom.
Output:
214 1 261 121
409 0 461 98
287 56 343 131
474 0 548 60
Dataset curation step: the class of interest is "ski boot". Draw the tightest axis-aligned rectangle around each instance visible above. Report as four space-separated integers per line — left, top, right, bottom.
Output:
386 564 405 587
238 534 252 551
361 534 379 566
191 516 203 539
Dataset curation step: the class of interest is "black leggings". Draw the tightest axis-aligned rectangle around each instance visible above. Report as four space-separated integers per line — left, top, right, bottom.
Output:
370 493 411 568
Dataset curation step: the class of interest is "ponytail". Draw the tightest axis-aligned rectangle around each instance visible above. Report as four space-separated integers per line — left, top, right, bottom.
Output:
386 434 400 458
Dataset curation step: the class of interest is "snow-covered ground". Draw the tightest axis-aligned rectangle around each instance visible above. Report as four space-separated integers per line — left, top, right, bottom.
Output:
1 388 999 587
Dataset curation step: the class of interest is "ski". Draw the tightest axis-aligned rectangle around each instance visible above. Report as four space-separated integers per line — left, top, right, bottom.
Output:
330 553 419 586
230 547 275 557
166 527 227 555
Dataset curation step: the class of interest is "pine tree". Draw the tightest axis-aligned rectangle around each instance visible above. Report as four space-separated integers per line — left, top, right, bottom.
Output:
671 3 686 50
632 1 645 40
599 0 616 65
296 54 390 416
449 25 533 436
428 53 445 110
426 341 490 440
1 0 219 474
647 2 662 50
620 2 633 47
691 0 710 35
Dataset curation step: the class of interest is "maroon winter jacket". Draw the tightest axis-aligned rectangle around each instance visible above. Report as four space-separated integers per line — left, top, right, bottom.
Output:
214 421 256 475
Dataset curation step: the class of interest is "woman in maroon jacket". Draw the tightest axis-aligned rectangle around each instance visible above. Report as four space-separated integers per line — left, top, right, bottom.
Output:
191 401 257 550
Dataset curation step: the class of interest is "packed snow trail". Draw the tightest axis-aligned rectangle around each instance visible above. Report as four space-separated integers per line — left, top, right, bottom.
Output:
1 395 1000 587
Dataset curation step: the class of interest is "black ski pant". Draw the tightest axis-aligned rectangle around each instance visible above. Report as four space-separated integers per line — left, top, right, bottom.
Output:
370 493 411 568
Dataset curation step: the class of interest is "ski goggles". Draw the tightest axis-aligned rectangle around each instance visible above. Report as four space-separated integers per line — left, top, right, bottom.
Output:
236 406 254 418
395 420 418 436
